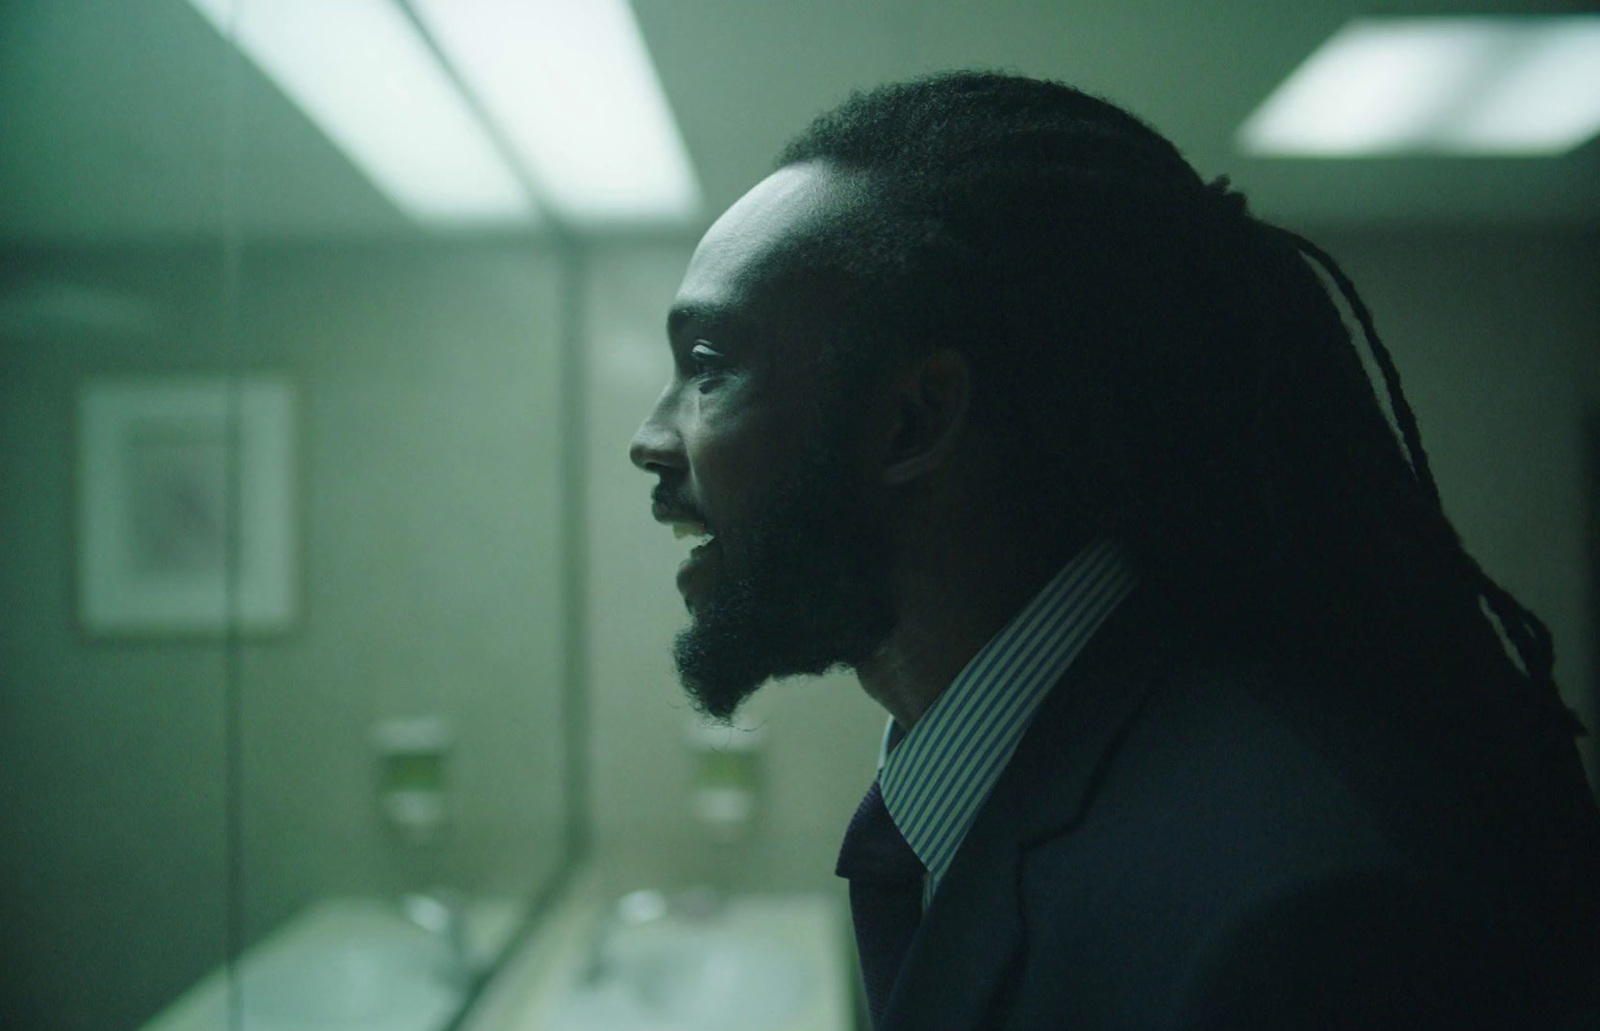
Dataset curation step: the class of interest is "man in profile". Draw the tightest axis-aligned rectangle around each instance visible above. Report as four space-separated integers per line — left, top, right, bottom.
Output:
629 73 1600 1029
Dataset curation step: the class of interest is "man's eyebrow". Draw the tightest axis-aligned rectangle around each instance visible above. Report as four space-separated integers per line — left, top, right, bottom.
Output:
666 303 734 341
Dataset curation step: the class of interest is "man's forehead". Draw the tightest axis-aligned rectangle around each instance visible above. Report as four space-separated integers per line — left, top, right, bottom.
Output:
672 162 863 329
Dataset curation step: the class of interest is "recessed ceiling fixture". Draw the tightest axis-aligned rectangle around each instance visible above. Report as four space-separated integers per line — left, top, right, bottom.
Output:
186 0 535 226
409 0 700 224
1238 16 1600 157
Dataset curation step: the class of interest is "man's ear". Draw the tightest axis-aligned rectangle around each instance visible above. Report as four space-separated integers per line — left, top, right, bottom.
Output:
882 348 972 486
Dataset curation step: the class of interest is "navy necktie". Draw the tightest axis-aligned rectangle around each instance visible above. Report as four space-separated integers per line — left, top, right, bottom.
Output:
836 779 925 1029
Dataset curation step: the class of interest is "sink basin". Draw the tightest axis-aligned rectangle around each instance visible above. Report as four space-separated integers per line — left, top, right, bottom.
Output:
240 936 460 1031
552 901 823 1031
137 897 525 1031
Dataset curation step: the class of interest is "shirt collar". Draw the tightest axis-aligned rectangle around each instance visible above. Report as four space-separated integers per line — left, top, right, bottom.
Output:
877 538 1137 889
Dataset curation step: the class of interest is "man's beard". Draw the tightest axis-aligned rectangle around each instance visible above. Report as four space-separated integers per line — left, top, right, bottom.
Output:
672 432 897 722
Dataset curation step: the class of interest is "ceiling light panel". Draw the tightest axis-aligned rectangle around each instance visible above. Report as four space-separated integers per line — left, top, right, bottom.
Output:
410 0 700 225
187 0 534 225
1446 23 1600 154
1239 17 1600 157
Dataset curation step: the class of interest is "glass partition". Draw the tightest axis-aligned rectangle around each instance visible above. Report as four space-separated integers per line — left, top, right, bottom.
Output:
0 3 577 1029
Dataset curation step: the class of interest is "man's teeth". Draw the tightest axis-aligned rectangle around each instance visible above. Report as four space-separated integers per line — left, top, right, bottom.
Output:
673 523 712 541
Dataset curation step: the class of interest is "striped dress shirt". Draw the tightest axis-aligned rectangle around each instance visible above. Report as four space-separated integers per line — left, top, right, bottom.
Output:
877 537 1137 904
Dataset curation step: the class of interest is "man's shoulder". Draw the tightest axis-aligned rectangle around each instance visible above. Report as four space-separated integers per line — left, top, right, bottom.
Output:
1013 650 1505 941
996 654 1564 1028
1027 649 1474 878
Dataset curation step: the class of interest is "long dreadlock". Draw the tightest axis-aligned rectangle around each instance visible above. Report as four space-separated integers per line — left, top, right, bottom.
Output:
1281 225 1564 695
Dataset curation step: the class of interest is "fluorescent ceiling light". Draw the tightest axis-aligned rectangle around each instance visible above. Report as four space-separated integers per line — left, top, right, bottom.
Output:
186 0 534 225
1239 17 1600 157
410 0 700 224
1448 24 1600 154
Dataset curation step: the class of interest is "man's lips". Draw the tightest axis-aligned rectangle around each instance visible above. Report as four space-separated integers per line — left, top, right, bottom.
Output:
652 497 718 607
652 498 715 537
675 529 720 611
652 499 704 527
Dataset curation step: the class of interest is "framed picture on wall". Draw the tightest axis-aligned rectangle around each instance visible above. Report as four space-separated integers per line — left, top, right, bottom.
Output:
77 376 297 636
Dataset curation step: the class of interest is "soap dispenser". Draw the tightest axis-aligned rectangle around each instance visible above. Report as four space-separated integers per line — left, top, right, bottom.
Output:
685 716 766 843
373 715 452 847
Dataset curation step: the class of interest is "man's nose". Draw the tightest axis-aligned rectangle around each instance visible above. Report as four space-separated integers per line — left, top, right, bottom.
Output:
629 405 685 475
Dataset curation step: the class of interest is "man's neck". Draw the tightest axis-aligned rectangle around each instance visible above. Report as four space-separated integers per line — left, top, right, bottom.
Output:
856 530 1082 729
856 609 996 730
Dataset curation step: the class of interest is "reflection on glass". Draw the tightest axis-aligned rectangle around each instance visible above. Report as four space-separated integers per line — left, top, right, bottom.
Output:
0 2 573 1029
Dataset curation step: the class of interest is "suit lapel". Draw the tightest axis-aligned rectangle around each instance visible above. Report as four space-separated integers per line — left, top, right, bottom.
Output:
879 589 1193 1030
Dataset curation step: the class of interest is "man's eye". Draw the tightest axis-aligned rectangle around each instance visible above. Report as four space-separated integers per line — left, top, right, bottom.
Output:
689 341 729 378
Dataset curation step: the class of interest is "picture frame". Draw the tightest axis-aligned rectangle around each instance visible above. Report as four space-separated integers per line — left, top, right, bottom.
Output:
77 376 298 636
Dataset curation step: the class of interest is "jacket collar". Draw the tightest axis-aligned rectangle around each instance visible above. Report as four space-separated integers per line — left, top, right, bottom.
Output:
879 587 1194 1030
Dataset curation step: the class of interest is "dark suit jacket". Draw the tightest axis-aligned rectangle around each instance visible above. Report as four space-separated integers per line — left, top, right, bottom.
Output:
876 591 1599 1030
